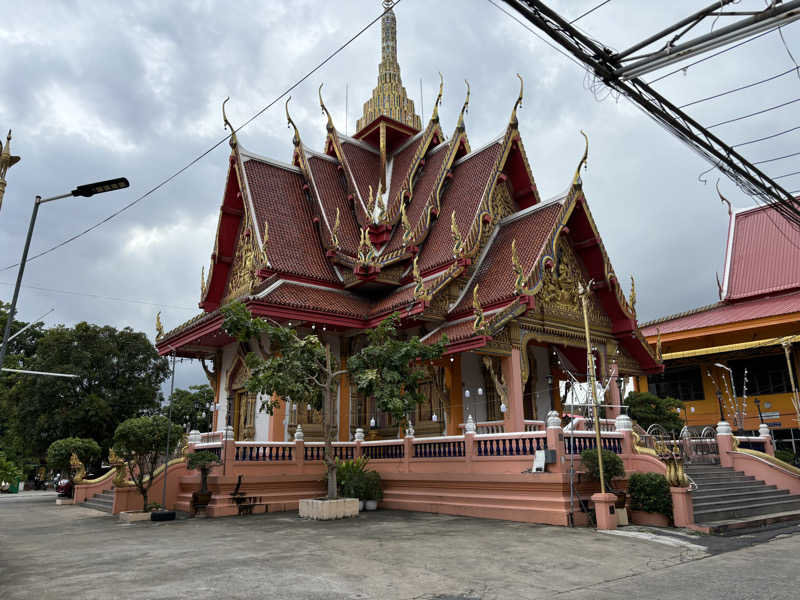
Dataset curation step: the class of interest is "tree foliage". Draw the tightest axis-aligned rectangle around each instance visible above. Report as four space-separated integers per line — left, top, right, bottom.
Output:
112 415 183 509
628 472 673 517
46 437 101 478
6 322 171 459
625 391 683 432
166 385 214 432
580 448 625 489
347 314 446 429
0 452 24 484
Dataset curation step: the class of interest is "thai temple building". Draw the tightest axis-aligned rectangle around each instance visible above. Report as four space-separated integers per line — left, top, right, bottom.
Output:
155 2 660 443
638 203 800 453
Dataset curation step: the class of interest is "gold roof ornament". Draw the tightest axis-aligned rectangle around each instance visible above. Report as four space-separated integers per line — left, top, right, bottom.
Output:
330 207 341 250
318 83 335 133
376 181 388 224
571 130 589 188
629 274 637 316
260 219 269 265
456 80 470 131
450 210 464 258
716 179 733 217
0 129 21 214
357 227 375 265
156 311 165 340
472 285 486 333
366 185 376 222
511 238 526 294
509 74 523 128
400 201 412 247
431 72 444 122
656 327 662 361
201 265 207 298
222 97 238 148
70 452 86 484
285 97 302 147
412 256 431 302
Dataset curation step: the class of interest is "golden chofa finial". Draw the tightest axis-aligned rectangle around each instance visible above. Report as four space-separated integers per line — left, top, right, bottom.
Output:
155 311 164 340
450 210 464 258
330 207 341 249
201 265 207 298
285 97 301 147
260 219 269 265
456 80 470 131
412 256 431 302
511 239 525 294
509 74 523 127
222 97 237 148
318 83 335 133
366 185 376 221
400 201 413 247
571 130 589 188
472 285 486 333
629 274 637 316
431 72 444 122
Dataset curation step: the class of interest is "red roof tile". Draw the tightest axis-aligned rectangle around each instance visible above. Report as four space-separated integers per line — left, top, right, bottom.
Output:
308 156 360 255
724 205 800 300
340 140 379 214
422 319 476 346
244 159 338 284
641 289 800 336
387 134 424 209
417 143 503 273
261 282 370 318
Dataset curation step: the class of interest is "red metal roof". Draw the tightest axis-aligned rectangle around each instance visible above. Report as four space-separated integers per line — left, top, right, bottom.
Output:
641 289 800 337
724 204 800 301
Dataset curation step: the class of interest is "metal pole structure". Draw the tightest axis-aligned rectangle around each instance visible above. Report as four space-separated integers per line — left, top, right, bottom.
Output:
6 308 54 343
161 352 177 510
782 341 800 427
716 391 726 422
579 281 605 494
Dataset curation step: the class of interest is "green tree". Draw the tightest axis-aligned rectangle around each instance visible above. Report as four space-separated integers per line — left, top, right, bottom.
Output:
46 437 101 480
348 313 446 435
0 452 24 485
7 322 171 459
166 385 214 432
113 415 183 509
624 391 683 432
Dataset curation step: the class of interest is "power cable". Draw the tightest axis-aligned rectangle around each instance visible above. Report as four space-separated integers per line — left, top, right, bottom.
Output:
0 1 402 273
774 169 800 180
707 96 800 129
733 124 800 148
678 66 800 108
0 281 196 311
752 150 800 165
569 0 612 25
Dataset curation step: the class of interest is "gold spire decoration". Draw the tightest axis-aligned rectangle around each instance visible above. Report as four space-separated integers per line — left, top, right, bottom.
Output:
222 97 237 148
318 83 335 133
400 201 413 246
450 210 464 258
285 97 301 147
366 185 376 221
629 274 637 315
155 312 164 340
431 72 444 122
571 130 589 187
509 74 523 127
355 2 421 132
0 129 21 214
412 256 431 302
201 265 207 298
330 207 341 249
358 227 375 265
472 285 486 333
511 239 525 293
456 80 470 131
260 219 269 265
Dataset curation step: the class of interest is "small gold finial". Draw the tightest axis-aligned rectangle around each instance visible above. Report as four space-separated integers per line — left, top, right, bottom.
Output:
330 207 341 249
510 74 524 127
450 210 464 258
156 311 164 340
285 97 301 147
201 265 207 298
472 285 486 333
511 239 525 293
222 97 238 148
318 83 335 133
401 201 413 247
376 181 388 224
571 130 589 188
412 256 431 302
629 274 637 315
456 80 470 131
431 72 444 121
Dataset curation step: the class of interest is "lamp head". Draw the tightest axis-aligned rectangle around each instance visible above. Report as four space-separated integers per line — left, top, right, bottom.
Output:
71 177 129 198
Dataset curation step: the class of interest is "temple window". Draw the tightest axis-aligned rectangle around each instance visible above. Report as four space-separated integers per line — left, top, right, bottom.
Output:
647 365 704 401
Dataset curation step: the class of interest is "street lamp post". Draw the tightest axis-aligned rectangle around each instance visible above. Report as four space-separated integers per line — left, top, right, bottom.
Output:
715 390 726 422
0 178 129 369
714 363 742 431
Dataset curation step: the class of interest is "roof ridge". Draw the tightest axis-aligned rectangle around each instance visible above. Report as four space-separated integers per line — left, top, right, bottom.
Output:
336 132 379 155
499 194 566 226
639 301 724 329
238 147 302 173
452 134 503 167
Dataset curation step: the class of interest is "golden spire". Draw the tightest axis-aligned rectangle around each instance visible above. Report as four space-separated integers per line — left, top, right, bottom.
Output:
222 97 237 148
509 74 523 127
472 285 486 333
355 2 421 132
330 207 341 249
511 239 525 293
285 97 301 147
400 201 413 246
450 210 464 258
571 130 589 187
629 274 637 315
456 80 470 131
155 312 164 340
431 72 444 122
412 256 430 302
319 83 335 133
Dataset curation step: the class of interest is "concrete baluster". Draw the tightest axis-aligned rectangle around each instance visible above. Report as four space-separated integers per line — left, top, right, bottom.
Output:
404 428 414 472
546 410 565 473
716 421 733 468
188 429 200 453
670 486 694 528
615 414 634 456
759 423 775 456
222 425 236 474
354 428 364 459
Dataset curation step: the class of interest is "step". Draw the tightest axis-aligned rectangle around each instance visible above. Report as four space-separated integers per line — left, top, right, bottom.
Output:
88 496 114 506
692 490 790 510
83 499 113 513
692 487 785 504
692 479 763 492
685 467 733 476
697 510 800 534
687 472 755 482
694 498 800 523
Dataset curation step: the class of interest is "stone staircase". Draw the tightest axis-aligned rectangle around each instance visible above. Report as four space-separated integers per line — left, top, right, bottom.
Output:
687 464 800 533
82 489 114 513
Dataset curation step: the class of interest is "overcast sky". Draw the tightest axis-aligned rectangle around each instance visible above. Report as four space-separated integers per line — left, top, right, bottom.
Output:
1 0 798 390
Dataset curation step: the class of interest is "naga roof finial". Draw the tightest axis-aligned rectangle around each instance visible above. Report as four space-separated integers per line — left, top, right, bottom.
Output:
716 179 732 216
155 311 164 340
331 207 341 249
412 256 431 302
201 265 207 298
431 72 444 122
285 97 302 147
318 83 335 133
571 130 589 188
401 201 413 247
472 285 486 333
509 74 523 127
511 239 526 294
656 327 662 361
629 274 637 316
366 185 376 221
376 181 388 224
222 97 237 148
450 210 464 258
260 219 269 265
456 80 470 131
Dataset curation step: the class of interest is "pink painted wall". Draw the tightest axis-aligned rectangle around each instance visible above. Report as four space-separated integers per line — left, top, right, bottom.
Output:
73 470 115 503
112 461 189 514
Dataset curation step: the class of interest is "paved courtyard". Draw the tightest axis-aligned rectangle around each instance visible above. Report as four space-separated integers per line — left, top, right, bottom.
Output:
1 491 799 599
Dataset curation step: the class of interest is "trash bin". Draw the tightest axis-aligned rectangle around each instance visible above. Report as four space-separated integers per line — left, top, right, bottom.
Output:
8 480 19 493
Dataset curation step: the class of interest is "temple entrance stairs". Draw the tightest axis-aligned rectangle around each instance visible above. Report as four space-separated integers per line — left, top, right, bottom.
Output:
82 489 115 513
687 464 800 533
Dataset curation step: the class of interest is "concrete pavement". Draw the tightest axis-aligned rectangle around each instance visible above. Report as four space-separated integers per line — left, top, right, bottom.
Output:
0 492 798 599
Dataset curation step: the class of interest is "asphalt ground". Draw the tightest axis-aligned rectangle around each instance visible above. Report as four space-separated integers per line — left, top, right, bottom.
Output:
1 491 798 599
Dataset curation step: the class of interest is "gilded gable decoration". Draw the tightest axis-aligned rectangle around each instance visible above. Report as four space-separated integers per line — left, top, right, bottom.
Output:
629 274 637 317
472 285 486 334
450 210 464 258
331 207 341 250
511 239 526 294
201 265 208 299
413 256 431 302
260 219 269 266
400 201 412 247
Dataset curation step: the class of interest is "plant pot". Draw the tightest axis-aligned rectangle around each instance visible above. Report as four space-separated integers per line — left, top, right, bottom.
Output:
151 510 176 522
299 497 359 520
364 500 378 511
630 510 670 528
358 500 365 512
192 491 212 509
119 510 152 523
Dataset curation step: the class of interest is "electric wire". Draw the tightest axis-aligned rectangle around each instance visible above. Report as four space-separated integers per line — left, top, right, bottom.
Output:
752 150 800 165
678 66 800 108
569 0 612 24
0 281 196 311
774 169 800 180
0 1 403 273
733 124 800 148
706 96 800 128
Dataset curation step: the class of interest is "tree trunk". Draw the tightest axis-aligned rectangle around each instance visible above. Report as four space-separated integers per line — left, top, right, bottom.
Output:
142 490 148 511
200 468 209 495
323 387 338 499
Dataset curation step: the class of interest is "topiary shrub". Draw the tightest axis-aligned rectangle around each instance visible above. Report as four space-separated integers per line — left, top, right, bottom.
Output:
187 451 221 496
580 448 625 490
775 449 797 465
628 472 673 517
46 437 101 481
364 470 383 501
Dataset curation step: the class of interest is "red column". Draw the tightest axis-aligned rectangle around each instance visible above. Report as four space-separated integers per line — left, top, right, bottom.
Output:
605 362 622 419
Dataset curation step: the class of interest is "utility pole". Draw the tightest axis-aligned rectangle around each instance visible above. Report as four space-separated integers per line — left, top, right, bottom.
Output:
579 280 605 494
0 130 21 214
783 341 800 428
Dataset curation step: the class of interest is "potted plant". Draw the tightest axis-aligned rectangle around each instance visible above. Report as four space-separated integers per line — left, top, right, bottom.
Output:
628 473 673 527
187 450 222 515
331 457 368 510
580 448 626 516
363 470 383 511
